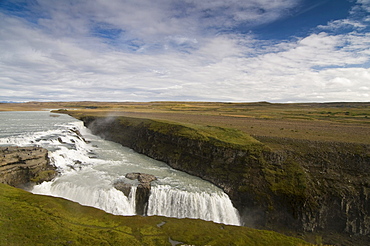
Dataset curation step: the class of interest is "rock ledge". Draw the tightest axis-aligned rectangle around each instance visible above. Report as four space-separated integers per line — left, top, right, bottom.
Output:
0 146 57 188
114 172 157 215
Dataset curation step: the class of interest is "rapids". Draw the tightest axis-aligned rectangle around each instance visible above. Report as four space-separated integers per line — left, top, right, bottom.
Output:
0 111 240 226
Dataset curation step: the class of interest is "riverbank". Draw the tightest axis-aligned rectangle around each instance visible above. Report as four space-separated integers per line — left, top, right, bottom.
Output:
0 142 296 246
0 183 312 245
64 111 370 246
1 101 370 245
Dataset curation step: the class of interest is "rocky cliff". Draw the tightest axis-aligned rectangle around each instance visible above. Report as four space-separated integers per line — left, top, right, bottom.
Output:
0 146 57 188
114 172 157 215
78 115 370 245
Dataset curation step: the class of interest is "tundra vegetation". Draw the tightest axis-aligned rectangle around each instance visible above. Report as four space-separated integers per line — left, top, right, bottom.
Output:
0 183 312 246
2 101 369 145
1 101 369 245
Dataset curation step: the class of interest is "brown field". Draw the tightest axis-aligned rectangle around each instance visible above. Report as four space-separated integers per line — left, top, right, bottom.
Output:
1 101 370 145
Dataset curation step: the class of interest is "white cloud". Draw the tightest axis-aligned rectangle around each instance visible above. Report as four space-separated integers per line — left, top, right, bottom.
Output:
0 0 369 102
318 19 367 30
355 0 370 12
26 0 300 43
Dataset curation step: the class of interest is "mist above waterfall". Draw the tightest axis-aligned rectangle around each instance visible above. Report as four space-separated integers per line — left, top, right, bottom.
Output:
0 111 240 226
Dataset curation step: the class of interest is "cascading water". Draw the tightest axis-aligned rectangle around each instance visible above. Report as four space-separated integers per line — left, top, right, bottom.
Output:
148 185 240 225
0 111 241 226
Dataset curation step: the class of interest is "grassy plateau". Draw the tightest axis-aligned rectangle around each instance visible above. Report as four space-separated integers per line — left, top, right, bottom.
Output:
2 101 369 146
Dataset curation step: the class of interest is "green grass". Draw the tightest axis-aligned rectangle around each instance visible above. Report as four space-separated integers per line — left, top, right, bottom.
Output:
30 170 56 184
3 101 370 144
47 101 370 145
0 183 311 246
264 158 307 197
117 116 262 149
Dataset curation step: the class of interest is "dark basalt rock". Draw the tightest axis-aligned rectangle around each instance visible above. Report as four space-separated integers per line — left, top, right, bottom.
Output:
135 183 151 216
81 115 370 245
114 172 157 215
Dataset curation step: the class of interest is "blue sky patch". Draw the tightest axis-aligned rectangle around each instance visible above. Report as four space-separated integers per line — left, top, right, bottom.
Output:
0 0 369 102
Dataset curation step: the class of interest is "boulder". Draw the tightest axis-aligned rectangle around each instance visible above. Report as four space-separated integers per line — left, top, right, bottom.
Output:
126 172 157 183
114 172 157 215
113 181 132 197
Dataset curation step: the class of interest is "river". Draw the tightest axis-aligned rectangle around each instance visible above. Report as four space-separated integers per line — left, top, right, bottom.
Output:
0 111 240 225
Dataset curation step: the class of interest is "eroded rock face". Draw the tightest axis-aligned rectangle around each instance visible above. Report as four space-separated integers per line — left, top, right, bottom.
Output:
0 146 57 188
113 181 132 197
114 172 157 215
81 115 370 245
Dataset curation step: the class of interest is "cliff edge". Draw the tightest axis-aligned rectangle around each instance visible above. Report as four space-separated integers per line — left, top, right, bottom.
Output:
77 115 370 245
0 146 57 188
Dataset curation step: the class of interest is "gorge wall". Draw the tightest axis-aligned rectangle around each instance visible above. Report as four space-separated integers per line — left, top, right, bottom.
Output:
0 146 57 188
78 115 370 244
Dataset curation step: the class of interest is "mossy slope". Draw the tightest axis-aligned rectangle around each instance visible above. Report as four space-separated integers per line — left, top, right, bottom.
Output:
71 114 370 245
0 183 310 246
73 114 262 149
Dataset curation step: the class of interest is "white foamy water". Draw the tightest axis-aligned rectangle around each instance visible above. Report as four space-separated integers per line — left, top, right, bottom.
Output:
0 111 240 225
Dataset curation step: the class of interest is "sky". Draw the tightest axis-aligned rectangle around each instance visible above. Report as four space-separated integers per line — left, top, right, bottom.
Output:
0 0 370 102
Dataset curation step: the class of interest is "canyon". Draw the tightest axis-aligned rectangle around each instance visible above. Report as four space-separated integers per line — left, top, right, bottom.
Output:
1 101 370 245
77 114 370 245
0 109 312 245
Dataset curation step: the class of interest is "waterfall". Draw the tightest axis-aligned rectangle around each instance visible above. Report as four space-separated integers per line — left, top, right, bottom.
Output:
148 185 240 226
0 111 241 226
32 178 137 216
